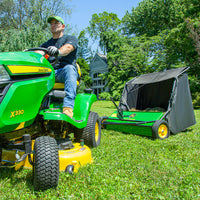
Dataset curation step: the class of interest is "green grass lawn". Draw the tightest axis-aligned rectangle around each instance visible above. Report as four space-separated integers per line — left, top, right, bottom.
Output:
0 101 199 199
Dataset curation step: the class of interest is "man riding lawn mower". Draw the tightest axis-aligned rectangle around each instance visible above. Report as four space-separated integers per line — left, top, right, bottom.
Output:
0 16 101 191
38 15 78 119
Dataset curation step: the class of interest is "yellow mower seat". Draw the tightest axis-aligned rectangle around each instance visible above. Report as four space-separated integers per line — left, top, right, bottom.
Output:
53 82 65 89
53 81 79 89
53 63 81 89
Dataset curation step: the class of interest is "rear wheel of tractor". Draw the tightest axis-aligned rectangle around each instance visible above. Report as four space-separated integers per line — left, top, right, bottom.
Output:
33 136 59 191
74 111 101 148
152 120 170 140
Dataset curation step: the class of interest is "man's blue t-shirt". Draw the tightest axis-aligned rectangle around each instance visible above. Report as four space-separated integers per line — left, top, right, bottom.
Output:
40 35 78 69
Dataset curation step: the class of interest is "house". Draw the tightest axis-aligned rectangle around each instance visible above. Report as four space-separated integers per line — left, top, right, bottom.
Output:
89 53 109 98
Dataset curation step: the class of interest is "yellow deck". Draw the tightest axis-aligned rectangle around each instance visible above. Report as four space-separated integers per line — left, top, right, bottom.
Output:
1 142 93 173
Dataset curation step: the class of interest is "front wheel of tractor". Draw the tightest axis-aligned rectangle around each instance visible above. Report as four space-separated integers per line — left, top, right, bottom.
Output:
33 136 59 191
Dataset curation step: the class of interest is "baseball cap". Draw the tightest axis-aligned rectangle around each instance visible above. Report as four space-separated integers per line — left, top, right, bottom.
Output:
47 16 65 25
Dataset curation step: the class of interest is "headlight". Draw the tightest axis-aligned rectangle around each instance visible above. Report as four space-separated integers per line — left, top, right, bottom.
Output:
0 65 10 81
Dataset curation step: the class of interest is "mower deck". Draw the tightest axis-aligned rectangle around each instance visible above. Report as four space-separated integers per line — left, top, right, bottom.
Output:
1 141 92 173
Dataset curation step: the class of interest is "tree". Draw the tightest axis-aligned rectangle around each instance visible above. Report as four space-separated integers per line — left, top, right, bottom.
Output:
185 18 200 62
102 31 171 100
0 0 73 52
121 0 200 69
185 17 200 107
0 25 50 51
122 0 187 37
87 11 121 53
0 0 72 30
77 30 92 62
76 58 92 93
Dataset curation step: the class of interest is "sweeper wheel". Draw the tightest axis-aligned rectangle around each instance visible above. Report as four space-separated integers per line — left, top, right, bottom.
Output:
152 120 170 140
33 136 59 190
74 111 101 148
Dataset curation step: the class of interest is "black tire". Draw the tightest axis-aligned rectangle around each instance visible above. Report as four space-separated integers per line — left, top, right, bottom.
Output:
33 136 59 190
152 120 170 140
74 111 101 148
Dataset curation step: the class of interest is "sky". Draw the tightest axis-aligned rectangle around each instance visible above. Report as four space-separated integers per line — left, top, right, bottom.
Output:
66 0 142 34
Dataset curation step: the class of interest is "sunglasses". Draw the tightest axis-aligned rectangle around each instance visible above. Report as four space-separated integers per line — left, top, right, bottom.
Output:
50 21 62 26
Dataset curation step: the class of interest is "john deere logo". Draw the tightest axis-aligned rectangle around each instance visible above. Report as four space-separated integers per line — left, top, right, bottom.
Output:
10 110 24 118
129 113 136 118
38 68 50 72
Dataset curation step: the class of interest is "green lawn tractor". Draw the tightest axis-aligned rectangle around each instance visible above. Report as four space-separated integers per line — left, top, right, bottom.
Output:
102 67 196 140
0 48 101 190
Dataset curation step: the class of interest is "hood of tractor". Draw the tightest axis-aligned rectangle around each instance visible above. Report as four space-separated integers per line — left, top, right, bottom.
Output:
0 51 55 138
0 51 53 76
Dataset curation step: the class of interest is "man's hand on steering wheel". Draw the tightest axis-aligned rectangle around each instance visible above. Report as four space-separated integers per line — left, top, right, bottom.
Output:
47 46 60 57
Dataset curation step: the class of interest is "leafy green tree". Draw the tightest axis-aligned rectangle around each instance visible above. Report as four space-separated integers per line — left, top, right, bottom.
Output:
0 0 73 52
122 0 187 37
102 31 172 100
87 11 121 53
184 17 200 107
77 30 92 62
0 0 71 30
121 0 200 69
0 25 50 52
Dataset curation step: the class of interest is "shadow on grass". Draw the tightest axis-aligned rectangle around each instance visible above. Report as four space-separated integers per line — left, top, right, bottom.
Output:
169 128 193 139
181 128 193 133
108 129 154 141
0 167 34 190
106 125 194 141
0 167 62 193
0 167 16 178
122 131 153 140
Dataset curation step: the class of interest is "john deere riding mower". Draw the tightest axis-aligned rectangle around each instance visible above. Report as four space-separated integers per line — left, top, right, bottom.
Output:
0 48 101 190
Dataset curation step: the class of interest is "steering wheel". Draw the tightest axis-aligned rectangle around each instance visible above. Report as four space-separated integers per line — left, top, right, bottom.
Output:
25 47 49 55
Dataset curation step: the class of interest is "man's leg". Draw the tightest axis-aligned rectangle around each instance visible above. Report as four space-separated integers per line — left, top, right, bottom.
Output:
55 64 78 117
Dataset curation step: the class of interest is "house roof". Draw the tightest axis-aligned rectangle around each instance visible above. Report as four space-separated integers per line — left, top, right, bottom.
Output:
97 53 107 64
89 53 108 72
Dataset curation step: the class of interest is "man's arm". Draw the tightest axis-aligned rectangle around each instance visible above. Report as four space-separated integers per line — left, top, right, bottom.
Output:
59 43 75 56
46 44 75 57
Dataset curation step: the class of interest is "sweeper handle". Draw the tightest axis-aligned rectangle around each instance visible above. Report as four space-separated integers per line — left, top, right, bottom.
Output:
110 97 123 119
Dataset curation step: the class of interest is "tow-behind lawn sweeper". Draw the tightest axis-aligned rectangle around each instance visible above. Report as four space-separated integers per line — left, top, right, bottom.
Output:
0 48 101 190
102 67 196 140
